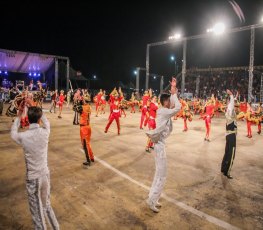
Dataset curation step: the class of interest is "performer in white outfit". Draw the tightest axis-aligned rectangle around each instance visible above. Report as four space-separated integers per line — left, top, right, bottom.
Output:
146 77 181 213
11 107 59 230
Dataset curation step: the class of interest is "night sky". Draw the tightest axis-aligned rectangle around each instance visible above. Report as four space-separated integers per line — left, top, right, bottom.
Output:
2 1 263 90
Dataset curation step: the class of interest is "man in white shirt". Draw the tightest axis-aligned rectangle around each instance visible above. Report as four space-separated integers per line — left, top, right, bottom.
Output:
146 77 181 213
11 107 59 230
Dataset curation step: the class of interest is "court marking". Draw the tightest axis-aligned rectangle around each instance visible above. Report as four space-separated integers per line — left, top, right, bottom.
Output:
80 149 240 230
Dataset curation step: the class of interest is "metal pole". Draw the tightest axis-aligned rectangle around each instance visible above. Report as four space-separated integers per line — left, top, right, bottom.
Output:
181 40 187 97
55 58 58 90
136 67 140 92
66 58 70 91
160 76 164 94
248 27 255 103
146 44 150 90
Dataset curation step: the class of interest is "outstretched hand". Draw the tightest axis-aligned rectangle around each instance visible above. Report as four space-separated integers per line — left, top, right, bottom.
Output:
169 77 177 95
170 77 177 88
226 89 233 95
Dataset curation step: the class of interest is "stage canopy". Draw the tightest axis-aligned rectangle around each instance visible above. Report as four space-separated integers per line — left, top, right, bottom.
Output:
0 48 71 90
0 49 65 73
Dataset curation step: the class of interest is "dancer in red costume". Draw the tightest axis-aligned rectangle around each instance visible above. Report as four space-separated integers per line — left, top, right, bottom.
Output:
203 95 215 141
120 97 127 118
145 95 158 152
95 89 103 117
19 91 36 128
129 92 136 113
58 90 66 119
104 87 123 135
246 103 254 138
100 90 107 115
181 99 193 132
140 89 152 129
256 103 262 134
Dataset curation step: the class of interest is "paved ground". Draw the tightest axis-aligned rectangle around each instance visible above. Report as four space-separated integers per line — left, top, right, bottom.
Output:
0 103 263 230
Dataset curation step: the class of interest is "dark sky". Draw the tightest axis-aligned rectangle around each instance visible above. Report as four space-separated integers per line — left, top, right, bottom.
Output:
2 0 263 89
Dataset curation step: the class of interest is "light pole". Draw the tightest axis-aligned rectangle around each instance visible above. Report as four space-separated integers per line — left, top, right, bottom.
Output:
170 55 177 75
146 22 263 101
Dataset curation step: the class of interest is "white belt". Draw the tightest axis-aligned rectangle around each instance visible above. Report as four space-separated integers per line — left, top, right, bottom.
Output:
143 105 147 108
149 116 155 119
113 109 120 113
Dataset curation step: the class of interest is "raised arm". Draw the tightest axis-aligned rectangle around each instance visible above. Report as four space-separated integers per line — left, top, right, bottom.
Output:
41 114 50 135
165 77 181 118
11 117 22 145
226 90 235 117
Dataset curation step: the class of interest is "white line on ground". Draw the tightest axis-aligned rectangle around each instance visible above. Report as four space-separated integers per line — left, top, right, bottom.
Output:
80 149 240 230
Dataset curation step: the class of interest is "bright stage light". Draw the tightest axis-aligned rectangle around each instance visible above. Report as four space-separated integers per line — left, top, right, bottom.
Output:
38 73 40 76
29 73 32 76
170 55 175 61
134 70 137 75
169 33 181 40
207 22 225 35
214 23 225 34
33 73 36 76
4 71 8 75
0 70 2 74
153 76 156 79
93 75 96 79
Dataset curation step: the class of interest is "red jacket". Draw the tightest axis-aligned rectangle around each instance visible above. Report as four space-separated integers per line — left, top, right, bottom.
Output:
149 102 158 118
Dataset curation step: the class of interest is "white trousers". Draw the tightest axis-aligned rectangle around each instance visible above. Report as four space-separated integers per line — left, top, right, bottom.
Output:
148 142 167 205
26 174 59 230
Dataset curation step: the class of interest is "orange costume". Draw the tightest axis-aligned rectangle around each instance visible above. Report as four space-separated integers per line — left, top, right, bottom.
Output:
80 103 94 165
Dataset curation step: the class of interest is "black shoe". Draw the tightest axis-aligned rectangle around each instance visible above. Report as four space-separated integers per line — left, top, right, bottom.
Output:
150 146 154 149
49 110 52 113
145 148 151 153
83 162 90 166
91 159 95 162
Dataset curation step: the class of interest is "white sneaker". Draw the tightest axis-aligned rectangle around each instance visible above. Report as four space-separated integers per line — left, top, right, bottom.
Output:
146 199 160 213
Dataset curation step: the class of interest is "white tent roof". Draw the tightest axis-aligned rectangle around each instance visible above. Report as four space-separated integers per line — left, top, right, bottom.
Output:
0 49 68 74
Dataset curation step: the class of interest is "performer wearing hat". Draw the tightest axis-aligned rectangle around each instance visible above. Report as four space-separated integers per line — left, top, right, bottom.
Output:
95 89 103 117
79 95 94 167
255 103 262 135
49 90 58 113
58 90 66 119
203 95 215 141
129 92 136 113
145 95 158 153
100 90 107 115
245 103 254 138
140 89 151 129
73 89 82 125
104 87 123 135
221 90 238 179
